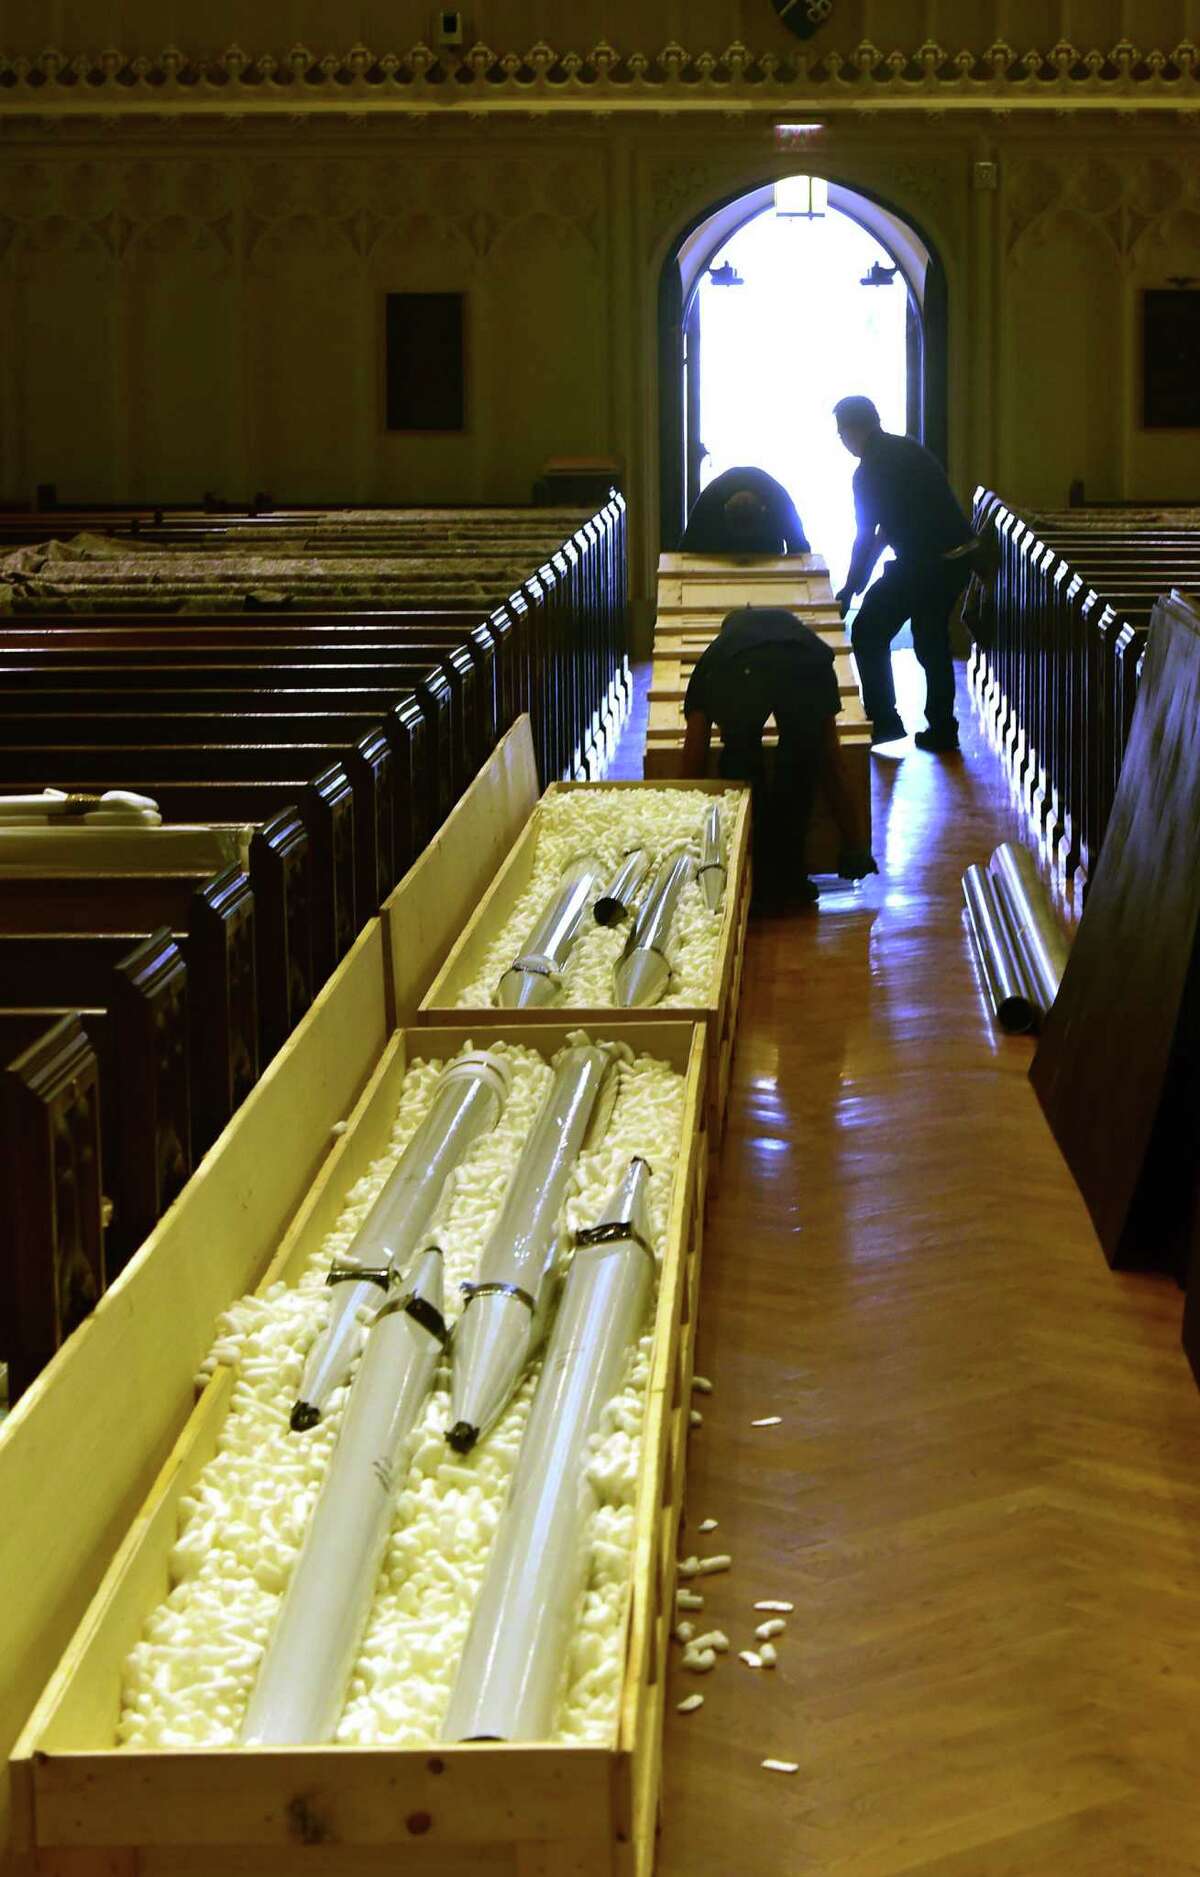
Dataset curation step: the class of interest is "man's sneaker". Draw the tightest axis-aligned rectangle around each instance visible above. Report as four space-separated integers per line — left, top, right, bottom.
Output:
914 726 960 753
869 713 906 747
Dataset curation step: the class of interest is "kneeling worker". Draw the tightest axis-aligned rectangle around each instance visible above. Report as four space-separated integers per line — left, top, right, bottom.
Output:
680 606 877 910
680 465 810 557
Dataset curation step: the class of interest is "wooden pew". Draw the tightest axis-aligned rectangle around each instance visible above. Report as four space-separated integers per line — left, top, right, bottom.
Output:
0 929 190 1302
0 1015 105 1403
970 488 1198 879
0 863 255 1162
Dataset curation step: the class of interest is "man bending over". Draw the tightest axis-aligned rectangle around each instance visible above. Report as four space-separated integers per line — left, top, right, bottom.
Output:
680 605 876 913
680 465 810 557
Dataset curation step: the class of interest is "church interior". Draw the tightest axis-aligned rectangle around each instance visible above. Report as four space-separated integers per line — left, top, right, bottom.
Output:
2 2 1200 1872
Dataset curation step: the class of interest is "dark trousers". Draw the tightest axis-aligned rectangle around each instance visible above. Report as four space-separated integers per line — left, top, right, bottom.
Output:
851 558 969 735
719 709 826 893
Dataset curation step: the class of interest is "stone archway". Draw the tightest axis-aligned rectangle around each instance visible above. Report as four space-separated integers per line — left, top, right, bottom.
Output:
658 175 949 549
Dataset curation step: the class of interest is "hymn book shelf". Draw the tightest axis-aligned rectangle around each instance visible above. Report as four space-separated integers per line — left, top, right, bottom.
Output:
418 779 752 1152
11 1014 709 1877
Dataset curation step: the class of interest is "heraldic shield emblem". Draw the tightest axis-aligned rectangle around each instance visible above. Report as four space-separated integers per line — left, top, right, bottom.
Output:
771 0 835 38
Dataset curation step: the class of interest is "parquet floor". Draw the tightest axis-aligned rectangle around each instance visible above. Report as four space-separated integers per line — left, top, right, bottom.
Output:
635 657 1200 1877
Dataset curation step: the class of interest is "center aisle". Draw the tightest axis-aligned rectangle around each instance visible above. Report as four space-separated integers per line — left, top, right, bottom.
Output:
618 658 1200 1876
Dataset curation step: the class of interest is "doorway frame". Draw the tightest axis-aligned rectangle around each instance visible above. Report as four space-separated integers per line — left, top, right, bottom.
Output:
658 176 949 549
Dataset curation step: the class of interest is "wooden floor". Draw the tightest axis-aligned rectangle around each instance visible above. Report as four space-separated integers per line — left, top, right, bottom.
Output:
628 657 1200 1876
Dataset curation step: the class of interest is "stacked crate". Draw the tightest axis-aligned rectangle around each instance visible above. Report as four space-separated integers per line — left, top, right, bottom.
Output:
644 551 872 870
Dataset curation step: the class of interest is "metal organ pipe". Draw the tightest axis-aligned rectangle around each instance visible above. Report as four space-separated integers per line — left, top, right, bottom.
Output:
962 864 1037 1035
594 849 652 928
242 1248 447 1746
442 1158 655 1743
291 1050 509 1430
612 848 694 1009
446 1040 622 1455
496 856 605 1008
696 804 726 914
989 841 1069 1016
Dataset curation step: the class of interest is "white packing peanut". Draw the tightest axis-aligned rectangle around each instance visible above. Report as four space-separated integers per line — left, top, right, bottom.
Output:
754 1601 794 1614
760 1644 777 1669
691 1376 713 1394
689 1410 703 1427
762 1760 799 1775
675 1590 705 1611
677 1694 704 1714
674 1623 696 1645
698 1518 718 1533
696 1554 732 1576
676 1556 701 1579
751 1416 782 1427
738 1650 763 1670
693 1631 729 1654
755 1619 786 1641
681 1648 716 1674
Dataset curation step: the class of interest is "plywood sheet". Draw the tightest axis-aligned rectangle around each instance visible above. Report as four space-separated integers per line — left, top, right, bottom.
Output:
1031 591 1200 1270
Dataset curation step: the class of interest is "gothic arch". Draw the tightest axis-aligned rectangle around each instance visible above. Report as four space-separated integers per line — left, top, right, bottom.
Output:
656 172 949 549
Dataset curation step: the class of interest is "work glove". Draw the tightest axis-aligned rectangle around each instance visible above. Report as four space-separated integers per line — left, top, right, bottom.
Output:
835 586 853 620
837 847 879 882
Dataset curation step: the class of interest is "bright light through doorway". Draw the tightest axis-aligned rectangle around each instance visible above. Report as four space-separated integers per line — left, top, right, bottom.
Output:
696 192 910 591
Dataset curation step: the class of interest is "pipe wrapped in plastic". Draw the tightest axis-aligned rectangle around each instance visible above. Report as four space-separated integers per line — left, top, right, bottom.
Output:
446 1039 624 1455
988 842 1069 1016
612 847 694 1009
497 856 605 1008
442 1157 654 1743
696 804 726 914
291 1050 509 1430
594 849 651 928
962 864 1036 1034
242 1247 447 1746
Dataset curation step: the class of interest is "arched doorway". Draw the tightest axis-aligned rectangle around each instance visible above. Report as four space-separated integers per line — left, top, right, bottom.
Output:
658 176 949 575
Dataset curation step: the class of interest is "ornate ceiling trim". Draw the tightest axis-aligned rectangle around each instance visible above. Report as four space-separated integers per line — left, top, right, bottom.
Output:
0 39 1197 115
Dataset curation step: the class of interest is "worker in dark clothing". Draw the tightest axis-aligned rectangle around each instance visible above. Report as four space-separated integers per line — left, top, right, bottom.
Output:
681 606 877 912
833 395 975 753
680 465 810 557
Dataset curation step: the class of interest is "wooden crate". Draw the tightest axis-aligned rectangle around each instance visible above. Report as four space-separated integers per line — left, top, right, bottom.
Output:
12 1019 709 1877
418 780 751 1149
0 722 542 1877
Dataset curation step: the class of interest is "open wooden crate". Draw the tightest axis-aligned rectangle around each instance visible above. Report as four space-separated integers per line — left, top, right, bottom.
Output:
416 780 751 1151
12 1018 709 1877
0 721 541 1876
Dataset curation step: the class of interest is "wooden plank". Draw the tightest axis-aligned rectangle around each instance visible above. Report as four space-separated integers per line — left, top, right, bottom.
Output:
1031 592 1200 1272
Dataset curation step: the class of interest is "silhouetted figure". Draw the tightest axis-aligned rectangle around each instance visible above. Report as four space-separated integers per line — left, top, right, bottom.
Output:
680 466 810 557
681 606 876 913
834 395 974 752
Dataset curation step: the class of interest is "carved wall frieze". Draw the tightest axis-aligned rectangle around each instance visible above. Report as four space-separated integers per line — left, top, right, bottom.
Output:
0 39 1197 113
1006 151 1200 267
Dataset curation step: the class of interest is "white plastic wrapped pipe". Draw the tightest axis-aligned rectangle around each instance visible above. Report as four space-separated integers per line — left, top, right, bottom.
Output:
696 804 726 914
446 1040 622 1454
291 1050 509 1430
962 864 1036 1035
497 855 605 1008
442 1158 654 1742
989 841 1069 1016
594 849 652 928
0 786 161 825
242 1248 447 1746
612 848 694 1009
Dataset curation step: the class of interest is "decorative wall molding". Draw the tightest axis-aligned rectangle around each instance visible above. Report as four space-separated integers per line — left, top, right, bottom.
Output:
0 39 1198 116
